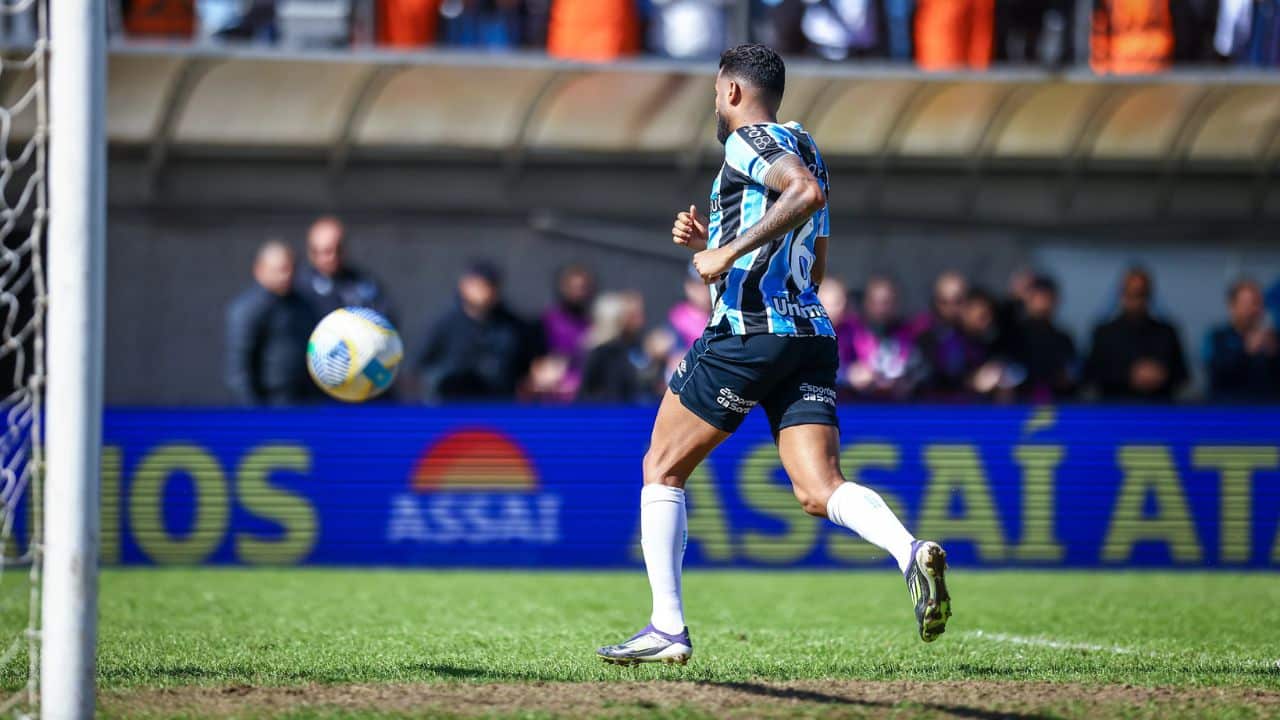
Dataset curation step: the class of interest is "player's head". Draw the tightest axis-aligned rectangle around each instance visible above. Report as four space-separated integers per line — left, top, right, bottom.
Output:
555 263 596 313
1120 266 1152 317
307 215 345 278
458 260 502 316
817 276 848 323
862 276 899 327
1026 274 1059 320
932 271 968 324
962 287 997 337
254 240 295 296
1228 277 1264 328
715 44 786 144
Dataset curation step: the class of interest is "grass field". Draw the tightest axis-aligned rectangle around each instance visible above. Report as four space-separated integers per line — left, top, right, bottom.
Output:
14 569 1280 718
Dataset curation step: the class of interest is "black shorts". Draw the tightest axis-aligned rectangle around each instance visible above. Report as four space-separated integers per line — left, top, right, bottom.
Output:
669 331 839 436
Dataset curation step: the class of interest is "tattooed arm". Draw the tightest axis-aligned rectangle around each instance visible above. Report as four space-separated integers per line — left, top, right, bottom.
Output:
691 154 825 282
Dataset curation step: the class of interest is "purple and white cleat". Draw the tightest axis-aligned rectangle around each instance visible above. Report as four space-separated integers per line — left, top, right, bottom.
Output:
596 624 693 666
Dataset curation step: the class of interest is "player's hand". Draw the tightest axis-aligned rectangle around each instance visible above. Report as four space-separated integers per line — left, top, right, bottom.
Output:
673 205 708 251
692 246 734 284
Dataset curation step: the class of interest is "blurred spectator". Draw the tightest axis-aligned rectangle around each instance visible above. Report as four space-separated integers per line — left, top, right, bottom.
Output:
818 276 855 386
841 276 926 400
1172 0 1221 61
225 241 320 406
295 216 393 318
1216 0 1280 65
440 0 526 49
801 0 886 60
647 0 729 59
751 0 808 55
547 0 639 61
1204 278 1280 402
1085 267 1189 402
996 267 1034 351
124 0 196 37
211 0 278 42
578 291 650 403
1014 274 1078 402
378 0 442 47
917 272 980 399
1090 0 1174 74
0 0 36 45
883 0 914 59
414 261 538 401
668 264 712 353
997 0 1073 65
535 263 596 399
915 0 994 70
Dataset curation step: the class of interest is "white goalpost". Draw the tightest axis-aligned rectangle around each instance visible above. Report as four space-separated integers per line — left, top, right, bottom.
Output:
41 0 104 717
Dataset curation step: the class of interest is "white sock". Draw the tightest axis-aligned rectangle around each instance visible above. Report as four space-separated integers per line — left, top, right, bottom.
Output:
826 481 916 572
640 484 686 634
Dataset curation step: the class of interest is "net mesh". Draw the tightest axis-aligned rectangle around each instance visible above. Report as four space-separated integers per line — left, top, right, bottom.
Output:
0 0 43 716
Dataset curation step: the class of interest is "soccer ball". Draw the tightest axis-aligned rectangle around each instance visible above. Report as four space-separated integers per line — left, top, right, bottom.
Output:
306 307 403 402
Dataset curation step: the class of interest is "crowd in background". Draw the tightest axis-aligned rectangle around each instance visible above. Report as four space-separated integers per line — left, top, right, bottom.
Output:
113 1 1280 71
225 215 1280 406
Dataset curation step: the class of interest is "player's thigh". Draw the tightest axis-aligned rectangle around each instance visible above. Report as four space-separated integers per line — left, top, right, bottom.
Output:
776 423 845 517
763 337 843 515
644 388 730 488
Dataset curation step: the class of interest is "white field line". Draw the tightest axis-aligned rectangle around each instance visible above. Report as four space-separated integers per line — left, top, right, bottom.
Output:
964 630 1138 655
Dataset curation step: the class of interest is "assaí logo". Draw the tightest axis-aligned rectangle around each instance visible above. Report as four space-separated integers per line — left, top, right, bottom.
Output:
386 428 560 545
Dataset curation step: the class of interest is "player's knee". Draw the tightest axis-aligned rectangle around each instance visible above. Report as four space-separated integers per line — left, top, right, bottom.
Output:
642 446 684 488
793 475 843 517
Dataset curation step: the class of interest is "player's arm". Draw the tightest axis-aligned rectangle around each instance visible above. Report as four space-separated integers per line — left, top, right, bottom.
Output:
811 236 828 287
692 154 825 282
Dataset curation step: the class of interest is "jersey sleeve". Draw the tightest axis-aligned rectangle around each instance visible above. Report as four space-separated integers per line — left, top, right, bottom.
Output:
724 125 801 187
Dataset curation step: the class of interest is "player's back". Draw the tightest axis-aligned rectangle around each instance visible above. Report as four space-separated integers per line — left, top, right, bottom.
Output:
707 121 832 338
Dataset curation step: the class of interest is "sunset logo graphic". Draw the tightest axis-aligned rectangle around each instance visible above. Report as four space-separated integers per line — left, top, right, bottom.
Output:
387 427 559 545
410 428 538 493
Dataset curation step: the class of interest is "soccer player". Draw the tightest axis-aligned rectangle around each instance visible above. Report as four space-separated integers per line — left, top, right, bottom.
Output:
596 45 951 666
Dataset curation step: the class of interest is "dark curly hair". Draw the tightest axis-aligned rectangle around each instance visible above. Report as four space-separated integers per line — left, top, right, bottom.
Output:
718 44 785 107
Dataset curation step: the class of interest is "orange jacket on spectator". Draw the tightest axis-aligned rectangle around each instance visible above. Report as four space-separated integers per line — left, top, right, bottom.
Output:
915 0 994 71
123 0 195 37
1090 0 1174 74
378 0 441 48
547 0 640 62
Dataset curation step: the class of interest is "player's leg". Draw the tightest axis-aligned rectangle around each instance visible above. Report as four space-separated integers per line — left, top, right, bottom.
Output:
764 336 951 642
599 331 751 664
639 389 729 631
776 422 952 642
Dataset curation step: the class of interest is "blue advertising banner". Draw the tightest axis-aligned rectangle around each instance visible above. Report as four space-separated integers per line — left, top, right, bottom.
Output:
94 406 1280 568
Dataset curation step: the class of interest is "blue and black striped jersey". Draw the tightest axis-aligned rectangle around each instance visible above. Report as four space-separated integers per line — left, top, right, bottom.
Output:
707 121 833 337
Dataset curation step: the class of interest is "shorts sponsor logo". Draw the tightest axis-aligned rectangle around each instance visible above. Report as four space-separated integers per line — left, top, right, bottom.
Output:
770 297 830 319
677 359 687 376
799 383 836 407
716 387 757 415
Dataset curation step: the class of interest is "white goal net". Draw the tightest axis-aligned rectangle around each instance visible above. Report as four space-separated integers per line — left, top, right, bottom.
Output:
0 0 44 716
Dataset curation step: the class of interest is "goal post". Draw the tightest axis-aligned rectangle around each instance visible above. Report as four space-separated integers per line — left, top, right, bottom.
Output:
42 0 105 716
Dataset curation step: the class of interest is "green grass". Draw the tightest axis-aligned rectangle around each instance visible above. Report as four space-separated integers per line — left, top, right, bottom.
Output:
3 568 1278 717
84 569 1280 689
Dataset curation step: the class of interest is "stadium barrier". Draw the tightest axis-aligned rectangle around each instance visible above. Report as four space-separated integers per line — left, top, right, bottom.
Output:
55 406 1280 569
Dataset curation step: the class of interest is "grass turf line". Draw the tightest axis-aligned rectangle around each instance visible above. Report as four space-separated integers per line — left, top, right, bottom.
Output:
18 568 1275 692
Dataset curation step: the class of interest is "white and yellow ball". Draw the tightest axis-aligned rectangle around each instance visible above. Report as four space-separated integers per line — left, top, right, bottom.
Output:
306 307 403 402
